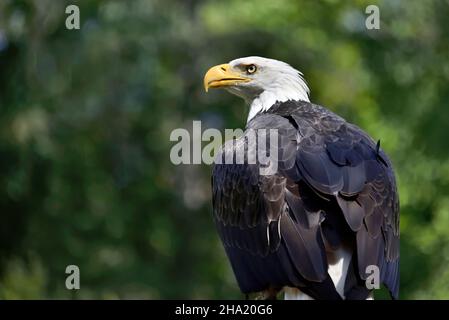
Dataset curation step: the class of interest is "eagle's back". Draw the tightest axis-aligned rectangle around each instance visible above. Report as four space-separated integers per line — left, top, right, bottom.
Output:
212 100 399 299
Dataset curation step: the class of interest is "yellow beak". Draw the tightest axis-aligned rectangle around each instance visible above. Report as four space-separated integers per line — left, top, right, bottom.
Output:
204 63 250 92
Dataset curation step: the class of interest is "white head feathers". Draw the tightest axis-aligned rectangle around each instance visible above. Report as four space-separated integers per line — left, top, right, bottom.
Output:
226 56 310 122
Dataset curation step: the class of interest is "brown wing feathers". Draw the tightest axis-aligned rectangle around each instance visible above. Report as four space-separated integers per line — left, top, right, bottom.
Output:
212 100 399 299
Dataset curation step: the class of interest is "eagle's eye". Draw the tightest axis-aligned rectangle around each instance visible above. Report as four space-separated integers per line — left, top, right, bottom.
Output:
246 64 257 74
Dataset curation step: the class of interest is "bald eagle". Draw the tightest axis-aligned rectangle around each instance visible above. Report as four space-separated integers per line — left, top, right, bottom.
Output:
204 57 399 300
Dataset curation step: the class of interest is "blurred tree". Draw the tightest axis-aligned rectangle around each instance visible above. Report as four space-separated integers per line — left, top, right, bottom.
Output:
0 0 448 299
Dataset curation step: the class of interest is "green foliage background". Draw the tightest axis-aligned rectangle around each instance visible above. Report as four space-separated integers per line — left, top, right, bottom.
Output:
0 0 449 299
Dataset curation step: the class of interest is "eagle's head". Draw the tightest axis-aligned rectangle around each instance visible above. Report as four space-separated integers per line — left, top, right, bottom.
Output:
204 56 310 121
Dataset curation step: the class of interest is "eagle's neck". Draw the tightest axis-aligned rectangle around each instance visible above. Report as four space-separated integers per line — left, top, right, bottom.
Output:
247 80 310 123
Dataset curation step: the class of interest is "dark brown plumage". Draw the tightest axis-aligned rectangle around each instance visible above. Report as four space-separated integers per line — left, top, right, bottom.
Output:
212 100 399 300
